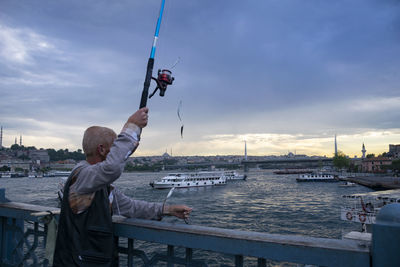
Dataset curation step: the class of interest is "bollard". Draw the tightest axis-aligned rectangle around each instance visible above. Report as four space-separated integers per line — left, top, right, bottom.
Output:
372 203 400 267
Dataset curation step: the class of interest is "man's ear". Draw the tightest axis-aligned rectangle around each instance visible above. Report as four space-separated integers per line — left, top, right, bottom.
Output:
97 144 105 156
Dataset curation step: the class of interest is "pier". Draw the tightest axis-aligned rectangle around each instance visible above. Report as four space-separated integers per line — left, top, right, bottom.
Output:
348 176 400 190
242 158 333 172
1 188 400 266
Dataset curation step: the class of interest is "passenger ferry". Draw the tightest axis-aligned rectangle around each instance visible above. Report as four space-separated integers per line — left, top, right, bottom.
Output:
150 172 227 189
296 173 337 182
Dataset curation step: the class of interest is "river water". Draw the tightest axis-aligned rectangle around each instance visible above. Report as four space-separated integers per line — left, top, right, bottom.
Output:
0 169 373 265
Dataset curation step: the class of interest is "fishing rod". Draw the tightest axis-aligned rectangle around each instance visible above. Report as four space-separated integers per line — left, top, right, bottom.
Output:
139 0 175 109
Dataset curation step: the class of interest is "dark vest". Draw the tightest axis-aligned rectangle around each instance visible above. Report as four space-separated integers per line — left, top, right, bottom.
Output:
53 168 117 266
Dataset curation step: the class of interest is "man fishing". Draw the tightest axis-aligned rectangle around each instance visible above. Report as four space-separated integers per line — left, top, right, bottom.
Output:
53 107 192 266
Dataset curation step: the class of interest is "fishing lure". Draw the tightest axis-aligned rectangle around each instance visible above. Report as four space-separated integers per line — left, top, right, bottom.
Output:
177 100 184 138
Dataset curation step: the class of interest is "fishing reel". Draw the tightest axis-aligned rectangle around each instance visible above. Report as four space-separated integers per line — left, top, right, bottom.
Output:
149 69 174 98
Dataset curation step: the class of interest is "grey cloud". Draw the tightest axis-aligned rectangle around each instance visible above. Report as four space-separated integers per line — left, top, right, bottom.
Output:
0 0 399 153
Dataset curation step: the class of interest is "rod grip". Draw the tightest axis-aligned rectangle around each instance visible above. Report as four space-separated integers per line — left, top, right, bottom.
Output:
140 58 155 108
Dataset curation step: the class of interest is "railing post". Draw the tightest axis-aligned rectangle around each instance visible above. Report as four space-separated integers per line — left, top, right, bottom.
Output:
185 248 192 266
0 189 5 265
257 258 266 267
167 245 174 267
1 217 5 266
0 188 5 202
0 188 24 266
235 255 243 267
128 238 133 267
372 203 400 267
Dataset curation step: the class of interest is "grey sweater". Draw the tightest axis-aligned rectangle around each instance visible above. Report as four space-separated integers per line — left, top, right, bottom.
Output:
69 129 163 220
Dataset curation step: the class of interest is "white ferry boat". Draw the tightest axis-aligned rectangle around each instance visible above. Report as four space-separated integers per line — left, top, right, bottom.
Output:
150 172 227 189
340 189 400 242
223 170 247 181
296 173 337 182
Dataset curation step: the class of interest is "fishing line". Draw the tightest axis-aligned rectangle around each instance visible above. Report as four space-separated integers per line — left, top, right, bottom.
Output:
171 57 181 69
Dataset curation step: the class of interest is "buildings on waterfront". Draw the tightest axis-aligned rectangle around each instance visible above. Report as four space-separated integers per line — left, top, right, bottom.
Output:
356 143 400 173
388 144 400 158
361 157 393 173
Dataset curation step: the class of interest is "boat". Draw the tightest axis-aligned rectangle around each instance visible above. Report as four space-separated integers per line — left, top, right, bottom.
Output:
339 181 356 187
1 173 11 178
150 172 227 189
296 173 338 182
1 172 16 178
28 172 43 178
340 189 400 242
223 170 247 181
44 171 71 177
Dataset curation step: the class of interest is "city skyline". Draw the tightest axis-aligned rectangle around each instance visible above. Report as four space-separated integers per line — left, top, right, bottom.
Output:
1 1 399 157
0 126 397 158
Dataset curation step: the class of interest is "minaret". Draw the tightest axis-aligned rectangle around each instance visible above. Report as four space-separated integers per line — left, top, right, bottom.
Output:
244 140 247 160
334 134 338 156
20 135 22 146
362 143 366 159
15 137 17 145
0 126 3 148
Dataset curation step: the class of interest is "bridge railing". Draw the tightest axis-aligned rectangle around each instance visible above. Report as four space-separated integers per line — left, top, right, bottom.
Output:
1 188 400 267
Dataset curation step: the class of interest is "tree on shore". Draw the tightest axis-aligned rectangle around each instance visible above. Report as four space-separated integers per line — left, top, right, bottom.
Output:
388 159 400 174
46 148 85 162
333 151 350 170
0 166 10 172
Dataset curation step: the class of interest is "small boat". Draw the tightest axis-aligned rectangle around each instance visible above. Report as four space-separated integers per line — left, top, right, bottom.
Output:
2 173 11 178
28 172 43 178
1 172 16 178
339 181 356 187
150 172 227 189
296 173 338 182
44 171 71 177
223 170 247 181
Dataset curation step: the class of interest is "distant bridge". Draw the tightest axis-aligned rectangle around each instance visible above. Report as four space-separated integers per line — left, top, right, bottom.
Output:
164 158 333 171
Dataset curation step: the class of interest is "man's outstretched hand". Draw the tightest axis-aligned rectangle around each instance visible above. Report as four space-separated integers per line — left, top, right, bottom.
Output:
163 205 192 220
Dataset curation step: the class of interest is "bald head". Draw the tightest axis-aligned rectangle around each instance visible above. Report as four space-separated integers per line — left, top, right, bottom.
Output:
82 126 117 158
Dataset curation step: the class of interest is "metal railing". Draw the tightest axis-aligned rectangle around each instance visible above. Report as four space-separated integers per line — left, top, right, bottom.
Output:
1 188 400 267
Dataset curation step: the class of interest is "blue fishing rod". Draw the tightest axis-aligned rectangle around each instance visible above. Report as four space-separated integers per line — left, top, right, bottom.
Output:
140 0 175 108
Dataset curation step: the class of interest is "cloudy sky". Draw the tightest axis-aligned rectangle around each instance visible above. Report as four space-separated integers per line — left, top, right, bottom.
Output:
0 0 399 157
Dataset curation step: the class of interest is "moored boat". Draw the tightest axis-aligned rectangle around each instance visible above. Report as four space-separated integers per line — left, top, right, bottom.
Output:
150 172 227 189
339 181 356 187
296 173 338 182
